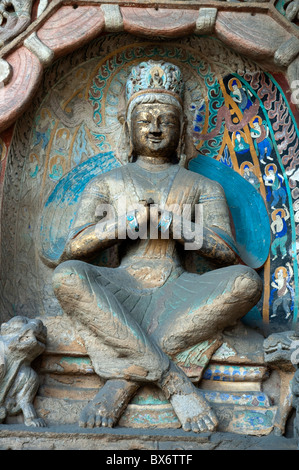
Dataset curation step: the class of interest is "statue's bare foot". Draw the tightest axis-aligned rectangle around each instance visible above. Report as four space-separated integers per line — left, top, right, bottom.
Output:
79 379 139 428
170 391 218 433
159 363 218 433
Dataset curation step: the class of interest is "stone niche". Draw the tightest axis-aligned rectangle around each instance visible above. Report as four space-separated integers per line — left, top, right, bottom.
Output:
0 2 298 449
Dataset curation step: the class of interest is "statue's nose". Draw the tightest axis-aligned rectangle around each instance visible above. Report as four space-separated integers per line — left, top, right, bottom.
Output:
149 120 161 135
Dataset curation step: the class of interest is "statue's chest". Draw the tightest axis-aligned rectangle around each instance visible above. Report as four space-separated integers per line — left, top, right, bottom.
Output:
133 173 171 203
123 166 180 207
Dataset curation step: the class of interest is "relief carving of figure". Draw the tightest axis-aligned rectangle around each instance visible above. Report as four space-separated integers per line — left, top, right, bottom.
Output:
52 61 263 432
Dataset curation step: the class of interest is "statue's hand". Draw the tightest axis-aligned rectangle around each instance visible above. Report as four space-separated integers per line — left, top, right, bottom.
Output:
157 209 173 234
124 204 149 238
137 202 150 225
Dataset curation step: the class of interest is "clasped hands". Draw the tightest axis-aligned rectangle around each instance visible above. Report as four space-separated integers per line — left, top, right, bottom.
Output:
126 200 173 235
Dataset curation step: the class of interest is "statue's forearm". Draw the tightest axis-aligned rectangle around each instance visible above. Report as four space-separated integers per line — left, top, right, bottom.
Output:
61 220 119 261
170 214 239 265
198 226 240 265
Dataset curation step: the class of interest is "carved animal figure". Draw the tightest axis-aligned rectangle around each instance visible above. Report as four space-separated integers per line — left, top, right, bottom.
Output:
0 316 47 427
264 330 299 435
264 330 299 369
291 366 299 442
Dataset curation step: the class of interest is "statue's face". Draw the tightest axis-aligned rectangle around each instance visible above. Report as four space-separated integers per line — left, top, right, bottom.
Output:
131 103 181 160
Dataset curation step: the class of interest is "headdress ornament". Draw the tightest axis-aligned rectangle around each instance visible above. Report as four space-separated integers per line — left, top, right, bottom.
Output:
126 60 184 108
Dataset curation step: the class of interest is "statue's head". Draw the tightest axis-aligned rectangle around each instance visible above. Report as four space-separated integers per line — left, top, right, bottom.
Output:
0 316 47 360
124 60 186 163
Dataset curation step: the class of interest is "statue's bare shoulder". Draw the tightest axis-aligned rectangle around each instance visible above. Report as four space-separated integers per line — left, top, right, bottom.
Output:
183 166 226 200
83 166 125 201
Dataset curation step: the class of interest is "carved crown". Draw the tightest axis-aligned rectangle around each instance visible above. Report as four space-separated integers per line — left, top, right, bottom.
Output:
126 60 184 105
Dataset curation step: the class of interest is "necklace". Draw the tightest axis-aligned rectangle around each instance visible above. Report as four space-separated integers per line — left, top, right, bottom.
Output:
124 163 179 208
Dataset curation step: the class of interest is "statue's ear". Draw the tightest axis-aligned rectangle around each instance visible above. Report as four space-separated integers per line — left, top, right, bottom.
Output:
116 86 133 163
117 85 127 125
177 115 187 166
181 115 187 143
116 120 132 163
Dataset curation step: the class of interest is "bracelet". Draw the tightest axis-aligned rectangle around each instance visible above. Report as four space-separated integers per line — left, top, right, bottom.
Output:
158 211 172 233
127 210 139 232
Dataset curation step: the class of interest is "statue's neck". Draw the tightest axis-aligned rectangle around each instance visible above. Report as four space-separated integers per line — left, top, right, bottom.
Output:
135 155 174 171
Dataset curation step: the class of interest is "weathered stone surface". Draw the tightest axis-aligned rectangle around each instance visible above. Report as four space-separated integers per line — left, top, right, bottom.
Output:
24 32 55 67
100 4 124 32
37 5 105 58
195 7 218 35
215 12 292 62
274 37 299 68
0 0 33 48
0 424 297 450
0 58 12 86
0 46 42 132
121 7 197 37
287 55 299 111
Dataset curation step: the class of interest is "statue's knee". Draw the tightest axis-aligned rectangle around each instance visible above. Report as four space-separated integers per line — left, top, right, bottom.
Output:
233 265 263 304
52 260 85 295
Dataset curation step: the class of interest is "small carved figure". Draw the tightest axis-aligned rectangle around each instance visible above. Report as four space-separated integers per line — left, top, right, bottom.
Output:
264 330 299 435
0 316 47 427
292 366 299 442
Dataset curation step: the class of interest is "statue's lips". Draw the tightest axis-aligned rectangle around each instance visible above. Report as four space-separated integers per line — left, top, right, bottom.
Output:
147 137 163 143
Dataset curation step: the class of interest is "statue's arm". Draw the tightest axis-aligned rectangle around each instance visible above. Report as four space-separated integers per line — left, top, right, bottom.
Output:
170 180 240 266
61 220 119 262
60 180 119 262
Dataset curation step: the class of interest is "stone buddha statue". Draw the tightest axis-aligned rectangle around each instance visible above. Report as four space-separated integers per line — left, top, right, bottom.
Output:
52 60 263 432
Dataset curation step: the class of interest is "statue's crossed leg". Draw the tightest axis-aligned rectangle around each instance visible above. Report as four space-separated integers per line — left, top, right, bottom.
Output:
53 260 262 432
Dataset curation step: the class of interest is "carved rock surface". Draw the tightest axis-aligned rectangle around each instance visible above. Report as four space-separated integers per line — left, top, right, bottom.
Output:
121 7 197 37
0 46 42 131
215 12 292 61
37 5 105 58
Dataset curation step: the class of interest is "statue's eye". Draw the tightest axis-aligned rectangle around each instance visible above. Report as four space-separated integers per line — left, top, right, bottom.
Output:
20 335 31 342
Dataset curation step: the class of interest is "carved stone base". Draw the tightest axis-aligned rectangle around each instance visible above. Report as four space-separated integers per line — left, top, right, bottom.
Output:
23 392 277 437
0 424 297 451
1 319 288 439
8 363 278 436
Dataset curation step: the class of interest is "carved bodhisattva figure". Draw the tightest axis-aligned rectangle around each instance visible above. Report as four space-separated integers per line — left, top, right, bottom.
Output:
53 61 263 432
